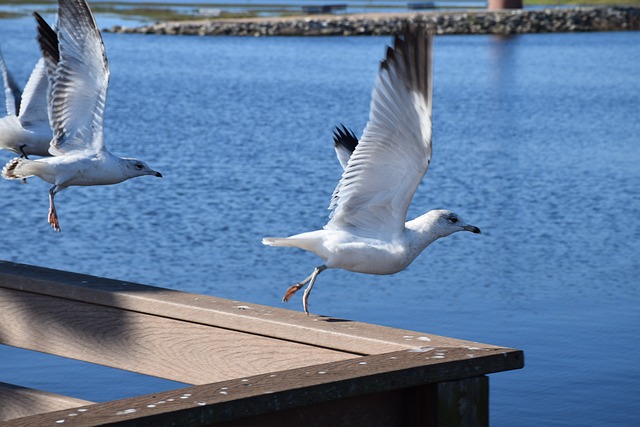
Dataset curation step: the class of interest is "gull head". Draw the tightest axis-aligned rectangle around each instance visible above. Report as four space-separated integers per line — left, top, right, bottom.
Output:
406 210 481 250
123 158 163 178
432 209 481 237
405 209 481 241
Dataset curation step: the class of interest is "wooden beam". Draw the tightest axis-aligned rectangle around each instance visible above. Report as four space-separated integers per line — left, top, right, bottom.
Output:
0 382 93 422
0 261 523 425
0 260 502 355
0 286 356 384
203 378 489 427
200 387 434 427
6 348 522 426
435 377 489 427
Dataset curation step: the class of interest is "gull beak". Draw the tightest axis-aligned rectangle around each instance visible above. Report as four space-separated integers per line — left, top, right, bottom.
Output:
154 171 163 178
463 225 481 234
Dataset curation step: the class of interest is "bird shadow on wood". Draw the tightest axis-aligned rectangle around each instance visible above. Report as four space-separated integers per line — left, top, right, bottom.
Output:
317 316 352 323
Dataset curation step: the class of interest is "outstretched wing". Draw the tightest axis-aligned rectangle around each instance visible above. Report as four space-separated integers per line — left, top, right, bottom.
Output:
36 0 109 156
17 58 50 131
0 47 22 116
326 25 434 240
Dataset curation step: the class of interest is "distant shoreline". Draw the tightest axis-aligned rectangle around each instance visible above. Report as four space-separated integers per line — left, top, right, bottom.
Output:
106 6 640 36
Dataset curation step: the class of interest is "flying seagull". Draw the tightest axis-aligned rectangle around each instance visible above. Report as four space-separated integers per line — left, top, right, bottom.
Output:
1 0 161 232
263 25 480 315
0 46 52 157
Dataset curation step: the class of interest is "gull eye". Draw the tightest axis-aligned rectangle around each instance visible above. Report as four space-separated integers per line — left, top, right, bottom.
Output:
449 216 458 224
135 162 144 170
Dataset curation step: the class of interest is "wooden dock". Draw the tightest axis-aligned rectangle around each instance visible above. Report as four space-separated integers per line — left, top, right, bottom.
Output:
0 260 523 426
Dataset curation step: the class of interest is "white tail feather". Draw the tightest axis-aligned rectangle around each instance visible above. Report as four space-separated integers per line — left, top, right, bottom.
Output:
262 236 319 252
2 157 36 180
262 233 328 260
262 237 294 247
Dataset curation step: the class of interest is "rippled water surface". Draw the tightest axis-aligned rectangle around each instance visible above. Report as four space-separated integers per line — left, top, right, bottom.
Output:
1 14 639 426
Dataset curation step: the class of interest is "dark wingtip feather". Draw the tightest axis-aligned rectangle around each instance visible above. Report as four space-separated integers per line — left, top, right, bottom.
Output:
380 21 434 109
333 124 359 154
33 12 59 67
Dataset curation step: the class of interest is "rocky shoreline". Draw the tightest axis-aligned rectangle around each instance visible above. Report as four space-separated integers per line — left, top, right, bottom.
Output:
106 6 640 36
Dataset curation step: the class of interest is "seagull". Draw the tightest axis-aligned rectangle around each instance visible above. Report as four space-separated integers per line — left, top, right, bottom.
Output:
263 25 481 315
1 0 162 232
0 47 52 157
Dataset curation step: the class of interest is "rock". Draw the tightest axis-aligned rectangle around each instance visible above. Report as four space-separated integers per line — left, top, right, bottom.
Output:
105 7 640 37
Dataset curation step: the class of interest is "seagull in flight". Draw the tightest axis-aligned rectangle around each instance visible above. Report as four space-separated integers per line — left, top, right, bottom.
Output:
2 0 162 232
263 25 480 315
0 47 52 157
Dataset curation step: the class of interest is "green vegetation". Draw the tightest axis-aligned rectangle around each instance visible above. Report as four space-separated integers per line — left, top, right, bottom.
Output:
0 12 20 19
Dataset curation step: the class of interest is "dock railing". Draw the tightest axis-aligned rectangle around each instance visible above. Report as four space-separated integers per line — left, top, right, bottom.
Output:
0 260 523 426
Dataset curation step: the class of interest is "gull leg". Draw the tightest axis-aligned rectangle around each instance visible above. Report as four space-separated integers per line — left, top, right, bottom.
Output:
19 146 29 183
282 272 314 303
48 186 61 232
302 265 327 315
282 265 328 315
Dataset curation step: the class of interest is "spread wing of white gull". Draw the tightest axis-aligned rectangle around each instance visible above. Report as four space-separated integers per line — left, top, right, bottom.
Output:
0 46 52 157
262 24 480 315
1 0 162 232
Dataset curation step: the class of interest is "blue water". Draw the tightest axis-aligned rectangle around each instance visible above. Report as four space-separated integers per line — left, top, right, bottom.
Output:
1 12 640 426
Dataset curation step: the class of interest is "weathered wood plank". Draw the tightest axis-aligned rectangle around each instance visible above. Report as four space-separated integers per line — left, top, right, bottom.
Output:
0 260 500 355
5 348 522 426
0 287 357 384
0 382 93 422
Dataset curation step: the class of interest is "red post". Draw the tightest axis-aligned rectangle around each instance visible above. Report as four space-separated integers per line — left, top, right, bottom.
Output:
488 0 523 10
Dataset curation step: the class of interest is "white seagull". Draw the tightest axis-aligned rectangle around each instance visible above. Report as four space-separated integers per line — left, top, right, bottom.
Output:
263 25 481 314
1 0 161 232
0 46 52 157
